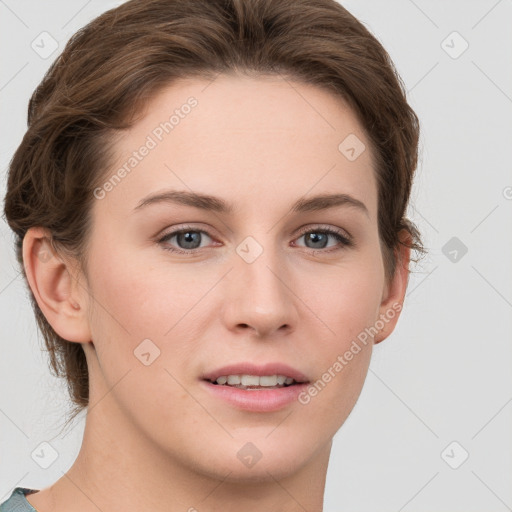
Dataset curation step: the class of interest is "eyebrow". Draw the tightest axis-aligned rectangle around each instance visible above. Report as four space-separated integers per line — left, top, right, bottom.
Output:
133 190 369 217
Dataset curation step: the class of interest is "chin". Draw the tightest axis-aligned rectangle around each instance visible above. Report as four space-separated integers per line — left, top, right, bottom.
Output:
186 432 323 483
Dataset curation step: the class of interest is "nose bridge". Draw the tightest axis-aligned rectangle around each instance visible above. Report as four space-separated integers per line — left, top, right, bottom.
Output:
223 233 298 336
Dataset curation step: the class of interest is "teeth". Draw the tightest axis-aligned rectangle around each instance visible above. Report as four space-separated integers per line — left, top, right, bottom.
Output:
214 374 296 387
259 375 277 386
241 375 260 386
216 376 228 385
227 375 241 385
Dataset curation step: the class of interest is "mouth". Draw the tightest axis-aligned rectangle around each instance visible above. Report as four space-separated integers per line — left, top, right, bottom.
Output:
205 373 303 390
200 363 310 412
201 362 309 387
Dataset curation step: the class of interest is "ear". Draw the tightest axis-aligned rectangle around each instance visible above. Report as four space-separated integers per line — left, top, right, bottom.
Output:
374 231 411 345
22 227 92 343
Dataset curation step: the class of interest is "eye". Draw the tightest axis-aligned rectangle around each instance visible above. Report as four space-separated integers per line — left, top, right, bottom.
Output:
158 225 215 254
157 224 353 255
293 226 353 252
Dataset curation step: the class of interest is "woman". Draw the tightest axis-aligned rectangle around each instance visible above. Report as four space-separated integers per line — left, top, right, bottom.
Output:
1 0 423 510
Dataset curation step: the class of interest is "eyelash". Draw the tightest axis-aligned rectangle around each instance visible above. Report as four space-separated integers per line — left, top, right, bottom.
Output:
157 224 353 255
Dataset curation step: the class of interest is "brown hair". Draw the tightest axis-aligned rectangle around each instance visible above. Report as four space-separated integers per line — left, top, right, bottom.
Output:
3 0 424 426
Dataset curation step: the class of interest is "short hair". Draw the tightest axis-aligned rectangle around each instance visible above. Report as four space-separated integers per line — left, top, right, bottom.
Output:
3 0 424 424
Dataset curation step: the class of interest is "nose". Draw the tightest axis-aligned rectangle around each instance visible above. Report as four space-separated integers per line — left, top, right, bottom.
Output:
220 242 299 339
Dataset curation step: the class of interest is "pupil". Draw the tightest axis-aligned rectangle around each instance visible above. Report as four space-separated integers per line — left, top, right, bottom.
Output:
178 231 201 249
307 232 327 249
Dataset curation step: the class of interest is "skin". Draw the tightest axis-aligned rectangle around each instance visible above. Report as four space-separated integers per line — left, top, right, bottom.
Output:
22 73 410 512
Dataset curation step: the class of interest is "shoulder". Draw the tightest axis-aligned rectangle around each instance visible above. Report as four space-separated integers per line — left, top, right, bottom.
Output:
0 488 40 512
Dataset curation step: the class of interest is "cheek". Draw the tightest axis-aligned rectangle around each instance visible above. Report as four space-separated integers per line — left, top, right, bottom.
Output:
295 253 383 418
85 253 194 413
303 252 384 344
91 264 159 339
85 244 214 389
88 247 194 341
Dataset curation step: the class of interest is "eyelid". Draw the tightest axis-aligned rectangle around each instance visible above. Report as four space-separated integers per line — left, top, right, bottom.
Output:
157 224 217 246
157 223 215 239
294 223 353 243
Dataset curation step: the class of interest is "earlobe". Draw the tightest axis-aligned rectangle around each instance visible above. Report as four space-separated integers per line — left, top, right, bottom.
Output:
374 235 411 344
22 227 91 343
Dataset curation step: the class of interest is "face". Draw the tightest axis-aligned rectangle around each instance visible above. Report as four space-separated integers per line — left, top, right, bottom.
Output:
62 74 406 481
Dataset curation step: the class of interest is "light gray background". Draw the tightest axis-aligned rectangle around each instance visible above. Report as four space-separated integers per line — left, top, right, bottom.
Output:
1 1 511 510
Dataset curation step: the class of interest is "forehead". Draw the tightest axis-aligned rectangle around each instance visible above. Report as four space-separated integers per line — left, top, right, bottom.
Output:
95 74 378 220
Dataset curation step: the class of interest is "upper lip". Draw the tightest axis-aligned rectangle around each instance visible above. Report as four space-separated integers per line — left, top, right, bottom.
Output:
201 362 309 383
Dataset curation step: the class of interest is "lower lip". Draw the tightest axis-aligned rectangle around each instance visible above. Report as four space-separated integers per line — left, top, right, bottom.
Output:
200 380 309 412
